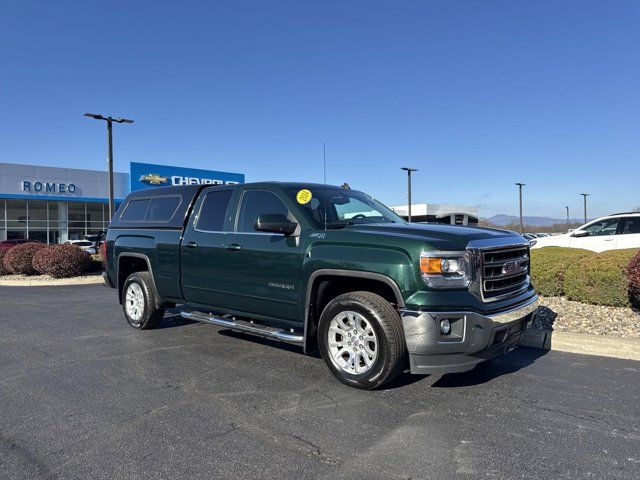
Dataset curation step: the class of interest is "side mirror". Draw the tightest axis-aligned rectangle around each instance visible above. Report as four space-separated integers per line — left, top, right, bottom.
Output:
571 230 588 238
254 214 298 236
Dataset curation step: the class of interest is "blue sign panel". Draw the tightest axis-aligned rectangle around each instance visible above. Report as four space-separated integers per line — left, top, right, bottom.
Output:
130 162 245 191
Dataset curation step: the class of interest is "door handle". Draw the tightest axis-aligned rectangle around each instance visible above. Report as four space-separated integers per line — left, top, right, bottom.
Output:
186 241 198 248
225 243 242 251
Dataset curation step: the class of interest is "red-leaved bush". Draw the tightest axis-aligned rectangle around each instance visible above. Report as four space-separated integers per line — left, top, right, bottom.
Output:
0 248 11 275
3 242 47 275
32 245 55 275
31 244 91 278
627 251 640 309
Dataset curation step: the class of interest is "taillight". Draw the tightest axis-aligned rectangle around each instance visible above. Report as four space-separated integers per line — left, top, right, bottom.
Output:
100 242 107 264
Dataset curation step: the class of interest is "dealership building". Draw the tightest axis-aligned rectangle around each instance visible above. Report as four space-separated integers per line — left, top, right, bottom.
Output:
0 161 244 243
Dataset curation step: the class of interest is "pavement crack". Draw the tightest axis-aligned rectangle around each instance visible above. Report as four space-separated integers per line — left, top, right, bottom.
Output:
504 393 618 428
207 423 240 440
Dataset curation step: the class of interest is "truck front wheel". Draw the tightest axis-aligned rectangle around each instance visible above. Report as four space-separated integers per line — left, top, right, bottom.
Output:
317 291 406 389
122 272 164 330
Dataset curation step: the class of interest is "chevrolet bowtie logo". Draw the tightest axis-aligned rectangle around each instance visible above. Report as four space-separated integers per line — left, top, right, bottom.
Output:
140 173 169 185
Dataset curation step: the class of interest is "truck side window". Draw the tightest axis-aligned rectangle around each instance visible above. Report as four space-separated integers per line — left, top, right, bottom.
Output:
196 190 233 231
145 196 181 222
120 198 150 222
237 190 289 232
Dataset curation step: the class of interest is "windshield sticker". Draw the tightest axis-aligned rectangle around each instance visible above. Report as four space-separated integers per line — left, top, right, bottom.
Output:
296 189 312 205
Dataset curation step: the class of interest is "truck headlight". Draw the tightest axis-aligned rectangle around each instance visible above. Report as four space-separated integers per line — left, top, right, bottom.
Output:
420 251 471 288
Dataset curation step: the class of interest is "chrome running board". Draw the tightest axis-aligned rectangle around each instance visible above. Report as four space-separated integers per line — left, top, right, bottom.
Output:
180 310 304 346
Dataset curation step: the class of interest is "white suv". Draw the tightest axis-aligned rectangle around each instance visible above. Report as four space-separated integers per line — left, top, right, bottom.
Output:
531 213 640 252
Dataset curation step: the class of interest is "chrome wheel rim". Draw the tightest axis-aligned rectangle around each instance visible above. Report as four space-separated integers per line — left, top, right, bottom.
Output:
125 283 145 324
327 310 378 375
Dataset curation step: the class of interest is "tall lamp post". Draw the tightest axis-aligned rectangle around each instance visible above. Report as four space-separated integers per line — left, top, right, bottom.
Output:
580 193 590 224
84 113 134 220
515 182 525 234
565 206 570 229
323 142 326 184
401 167 418 222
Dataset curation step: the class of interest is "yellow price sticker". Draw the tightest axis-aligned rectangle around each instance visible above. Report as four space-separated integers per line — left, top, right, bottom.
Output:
296 189 312 205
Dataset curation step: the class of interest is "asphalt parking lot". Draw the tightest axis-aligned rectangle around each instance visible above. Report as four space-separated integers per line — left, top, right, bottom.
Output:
1 285 639 479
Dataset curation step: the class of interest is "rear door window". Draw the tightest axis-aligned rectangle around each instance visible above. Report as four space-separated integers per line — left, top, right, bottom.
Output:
623 217 640 234
120 199 150 222
196 190 234 231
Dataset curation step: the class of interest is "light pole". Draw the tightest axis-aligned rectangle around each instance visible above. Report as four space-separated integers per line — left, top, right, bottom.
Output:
580 193 589 224
565 206 570 229
323 142 326 184
401 167 418 222
84 113 134 220
515 182 525 234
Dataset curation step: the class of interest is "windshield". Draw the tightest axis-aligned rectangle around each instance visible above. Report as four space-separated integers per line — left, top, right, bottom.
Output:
285 186 406 229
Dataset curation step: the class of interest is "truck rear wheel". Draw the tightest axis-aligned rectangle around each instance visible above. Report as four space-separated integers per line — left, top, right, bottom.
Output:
317 291 406 389
122 272 164 330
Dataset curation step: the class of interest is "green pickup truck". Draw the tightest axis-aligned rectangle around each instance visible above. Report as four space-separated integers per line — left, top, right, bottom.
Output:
104 182 538 389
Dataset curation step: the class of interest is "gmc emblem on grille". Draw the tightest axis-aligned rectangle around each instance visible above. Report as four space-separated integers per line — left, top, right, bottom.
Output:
502 261 519 275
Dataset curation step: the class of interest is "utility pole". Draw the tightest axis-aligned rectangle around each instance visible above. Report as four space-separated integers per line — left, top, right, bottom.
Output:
84 113 134 220
565 206 570 229
515 182 525 234
323 142 326 184
580 193 590 224
401 167 418 222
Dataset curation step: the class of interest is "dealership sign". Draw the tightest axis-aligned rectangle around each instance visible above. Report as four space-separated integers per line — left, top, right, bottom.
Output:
130 162 245 191
21 180 77 194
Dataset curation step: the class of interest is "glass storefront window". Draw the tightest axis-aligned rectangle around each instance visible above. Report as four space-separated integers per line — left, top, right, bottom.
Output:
7 230 27 240
86 203 104 224
0 199 111 243
68 203 85 230
68 229 86 241
7 200 27 228
28 201 47 230
28 230 48 243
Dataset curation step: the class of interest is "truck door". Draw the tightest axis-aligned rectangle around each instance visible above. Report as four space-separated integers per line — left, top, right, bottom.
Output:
180 187 236 307
221 188 304 323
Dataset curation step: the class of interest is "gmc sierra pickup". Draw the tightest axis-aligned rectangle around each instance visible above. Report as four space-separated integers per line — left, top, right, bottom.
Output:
103 182 538 389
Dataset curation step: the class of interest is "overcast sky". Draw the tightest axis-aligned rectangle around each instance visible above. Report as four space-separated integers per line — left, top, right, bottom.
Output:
1 0 638 218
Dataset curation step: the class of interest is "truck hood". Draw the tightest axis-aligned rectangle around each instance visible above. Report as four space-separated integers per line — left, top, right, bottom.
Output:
344 223 524 250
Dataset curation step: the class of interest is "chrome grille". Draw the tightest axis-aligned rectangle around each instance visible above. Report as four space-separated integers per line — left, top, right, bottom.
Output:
481 245 530 301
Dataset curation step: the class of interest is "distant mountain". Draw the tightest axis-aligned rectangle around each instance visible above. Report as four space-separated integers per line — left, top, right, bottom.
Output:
487 214 584 227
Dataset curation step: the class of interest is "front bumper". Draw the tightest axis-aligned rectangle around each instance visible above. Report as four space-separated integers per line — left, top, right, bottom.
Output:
400 295 539 375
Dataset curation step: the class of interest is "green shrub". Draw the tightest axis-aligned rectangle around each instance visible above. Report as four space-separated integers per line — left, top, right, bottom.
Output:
530 247 592 297
3 242 47 275
564 249 639 307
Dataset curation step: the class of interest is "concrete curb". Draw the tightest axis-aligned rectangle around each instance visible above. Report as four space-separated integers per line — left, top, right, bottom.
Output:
521 328 640 361
0 275 104 287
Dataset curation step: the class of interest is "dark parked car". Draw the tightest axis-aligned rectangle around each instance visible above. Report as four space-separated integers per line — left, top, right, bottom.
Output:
104 183 538 389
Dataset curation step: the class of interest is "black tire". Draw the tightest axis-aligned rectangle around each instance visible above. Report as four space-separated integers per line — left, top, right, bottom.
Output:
317 291 406 390
122 272 165 330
